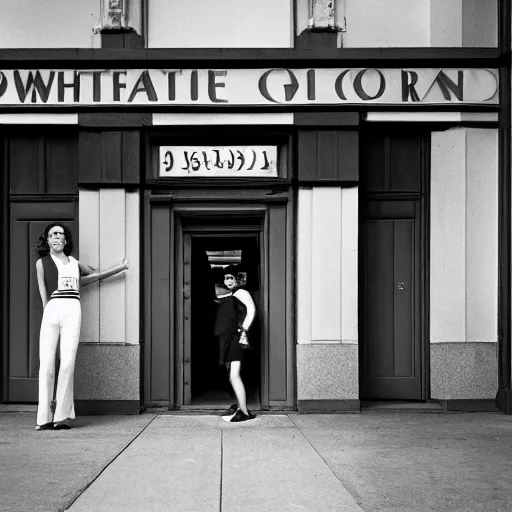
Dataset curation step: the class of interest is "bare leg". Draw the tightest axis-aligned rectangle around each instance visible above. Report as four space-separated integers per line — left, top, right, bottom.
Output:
229 361 248 415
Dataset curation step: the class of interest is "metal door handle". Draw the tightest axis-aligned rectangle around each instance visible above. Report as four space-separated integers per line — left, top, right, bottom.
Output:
396 282 405 290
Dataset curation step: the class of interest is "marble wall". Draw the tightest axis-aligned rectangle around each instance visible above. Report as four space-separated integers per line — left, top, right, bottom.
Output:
296 187 358 401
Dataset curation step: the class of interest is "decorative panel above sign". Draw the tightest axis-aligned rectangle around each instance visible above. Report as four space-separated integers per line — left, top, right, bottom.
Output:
159 146 278 177
0 68 498 107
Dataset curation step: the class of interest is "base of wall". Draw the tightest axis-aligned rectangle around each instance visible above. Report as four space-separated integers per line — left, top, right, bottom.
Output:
430 343 498 399
75 400 141 415
297 400 360 413
495 389 512 414
297 343 359 401
75 343 139 401
434 399 498 412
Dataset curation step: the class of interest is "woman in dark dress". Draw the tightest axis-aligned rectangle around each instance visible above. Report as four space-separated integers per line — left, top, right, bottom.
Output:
214 265 256 422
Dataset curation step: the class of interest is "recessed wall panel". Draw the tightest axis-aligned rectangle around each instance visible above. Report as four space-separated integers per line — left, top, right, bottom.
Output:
430 129 466 343
148 0 292 48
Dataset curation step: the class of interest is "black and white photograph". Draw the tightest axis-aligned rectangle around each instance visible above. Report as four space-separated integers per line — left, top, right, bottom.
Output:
0 1 511 511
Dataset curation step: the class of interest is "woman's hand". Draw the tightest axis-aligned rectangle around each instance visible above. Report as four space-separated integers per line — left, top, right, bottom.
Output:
239 329 250 347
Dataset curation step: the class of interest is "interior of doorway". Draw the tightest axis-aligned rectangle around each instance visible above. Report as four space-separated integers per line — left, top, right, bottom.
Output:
189 233 261 409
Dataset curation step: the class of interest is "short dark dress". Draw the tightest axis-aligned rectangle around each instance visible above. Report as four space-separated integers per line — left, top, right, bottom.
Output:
214 293 247 365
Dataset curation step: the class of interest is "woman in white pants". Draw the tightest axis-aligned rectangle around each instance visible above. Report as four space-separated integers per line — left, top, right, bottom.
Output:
35 223 128 430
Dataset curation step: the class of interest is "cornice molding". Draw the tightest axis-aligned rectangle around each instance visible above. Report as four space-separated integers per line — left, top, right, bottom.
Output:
0 47 503 69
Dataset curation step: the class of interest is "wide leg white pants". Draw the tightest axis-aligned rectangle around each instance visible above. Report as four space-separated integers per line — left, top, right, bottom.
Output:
37 299 81 426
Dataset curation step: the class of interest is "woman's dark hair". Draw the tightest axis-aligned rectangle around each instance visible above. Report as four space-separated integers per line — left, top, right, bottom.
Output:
222 264 240 277
36 223 73 257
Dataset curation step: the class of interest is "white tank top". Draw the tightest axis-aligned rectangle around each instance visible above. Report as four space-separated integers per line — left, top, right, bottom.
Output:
50 254 80 300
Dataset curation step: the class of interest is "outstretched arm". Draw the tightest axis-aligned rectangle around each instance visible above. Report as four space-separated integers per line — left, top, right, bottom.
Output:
80 259 129 287
79 262 96 276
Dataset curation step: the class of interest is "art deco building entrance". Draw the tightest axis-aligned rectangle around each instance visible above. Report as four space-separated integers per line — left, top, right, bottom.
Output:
145 192 294 410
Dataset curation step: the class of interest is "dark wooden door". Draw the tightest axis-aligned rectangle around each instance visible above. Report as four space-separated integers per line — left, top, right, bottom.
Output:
360 131 428 401
361 200 422 399
9 201 77 402
3 131 79 402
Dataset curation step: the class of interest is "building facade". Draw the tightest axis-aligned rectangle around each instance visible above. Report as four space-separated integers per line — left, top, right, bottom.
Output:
1 0 511 414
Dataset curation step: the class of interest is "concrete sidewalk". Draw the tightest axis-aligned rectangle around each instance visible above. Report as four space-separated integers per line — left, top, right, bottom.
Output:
1 411 511 512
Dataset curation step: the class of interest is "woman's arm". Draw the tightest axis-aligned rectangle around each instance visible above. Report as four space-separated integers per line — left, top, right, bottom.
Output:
233 289 256 330
78 262 96 276
35 259 48 308
80 259 129 287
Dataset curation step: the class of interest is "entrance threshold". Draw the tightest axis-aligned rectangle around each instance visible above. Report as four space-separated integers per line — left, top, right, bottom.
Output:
142 408 294 416
361 401 444 412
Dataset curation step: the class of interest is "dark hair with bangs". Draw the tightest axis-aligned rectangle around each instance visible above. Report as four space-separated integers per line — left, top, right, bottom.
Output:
36 223 73 257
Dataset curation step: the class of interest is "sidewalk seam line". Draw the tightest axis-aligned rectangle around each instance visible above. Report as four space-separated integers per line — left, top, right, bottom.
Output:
61 415 159 512
219 429 224 512
287 415 370 512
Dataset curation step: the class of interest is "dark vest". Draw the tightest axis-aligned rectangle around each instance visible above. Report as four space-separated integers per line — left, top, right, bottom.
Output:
41 255 59 297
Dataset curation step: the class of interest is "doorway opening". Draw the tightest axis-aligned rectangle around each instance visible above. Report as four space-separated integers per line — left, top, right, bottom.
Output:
187 233 261 409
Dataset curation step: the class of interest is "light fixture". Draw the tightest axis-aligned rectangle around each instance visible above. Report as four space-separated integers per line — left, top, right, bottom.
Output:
100 0 127 30
308 0 346 32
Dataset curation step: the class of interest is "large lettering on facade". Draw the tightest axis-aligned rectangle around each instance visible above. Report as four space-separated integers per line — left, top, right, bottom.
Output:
0 68 498 106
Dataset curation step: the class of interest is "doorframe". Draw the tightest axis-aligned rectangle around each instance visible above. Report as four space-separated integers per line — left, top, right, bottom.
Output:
420 134 431 401
144 194 177 408
175 207 267 409
145 192 295 410
181 230 262 406
358 128 431 402
1 134 8 402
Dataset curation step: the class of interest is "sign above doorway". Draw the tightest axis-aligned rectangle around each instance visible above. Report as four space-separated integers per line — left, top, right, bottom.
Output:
0 68 498 107
159 145 278 177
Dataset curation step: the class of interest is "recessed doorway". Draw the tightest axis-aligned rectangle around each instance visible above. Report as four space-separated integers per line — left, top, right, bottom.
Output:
146 197 294 411
186 233 262 409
